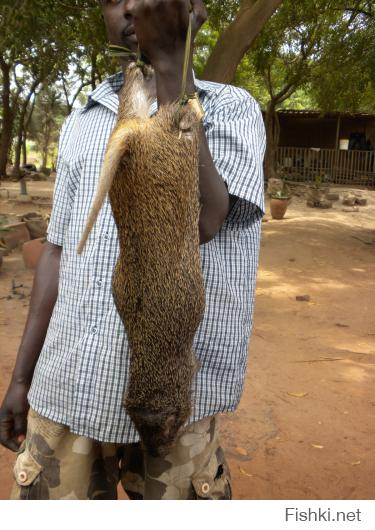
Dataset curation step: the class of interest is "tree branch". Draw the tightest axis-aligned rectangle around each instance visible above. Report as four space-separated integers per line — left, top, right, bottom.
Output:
203 0 284 83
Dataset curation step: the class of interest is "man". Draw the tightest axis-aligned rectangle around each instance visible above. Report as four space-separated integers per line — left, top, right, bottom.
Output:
0 0 265 500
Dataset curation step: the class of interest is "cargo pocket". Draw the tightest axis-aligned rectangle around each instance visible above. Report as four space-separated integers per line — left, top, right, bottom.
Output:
192 446 232 500
13 447 44 500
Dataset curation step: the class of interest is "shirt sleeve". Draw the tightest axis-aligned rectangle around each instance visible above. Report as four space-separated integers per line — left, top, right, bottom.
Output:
204 86 266 225
47 114 76 246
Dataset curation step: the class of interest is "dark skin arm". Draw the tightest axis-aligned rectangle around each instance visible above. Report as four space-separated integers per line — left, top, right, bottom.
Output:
0 242 61 451
131 0 234 243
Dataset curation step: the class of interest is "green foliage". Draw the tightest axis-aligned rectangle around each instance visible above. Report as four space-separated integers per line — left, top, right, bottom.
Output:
193 26 220 79
2 0 375 172
310 6 375 112
0 0 115 176
204 0 240 31
250 0 340 102
0 217 11 233
28 86 66 167
271 189 290 199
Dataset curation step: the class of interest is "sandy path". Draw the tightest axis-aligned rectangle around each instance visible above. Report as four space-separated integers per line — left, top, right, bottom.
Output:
0 183 374 499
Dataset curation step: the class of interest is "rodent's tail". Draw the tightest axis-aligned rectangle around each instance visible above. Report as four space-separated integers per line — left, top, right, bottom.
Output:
76 123 136 255
77 62 153 255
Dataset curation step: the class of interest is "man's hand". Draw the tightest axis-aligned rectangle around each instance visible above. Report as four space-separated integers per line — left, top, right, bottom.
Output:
0 241 62 452
129 0 207 71
0 380 30 452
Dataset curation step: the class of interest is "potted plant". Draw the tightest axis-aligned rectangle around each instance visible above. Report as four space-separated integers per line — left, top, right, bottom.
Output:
270 188 291 220
0 218 11 271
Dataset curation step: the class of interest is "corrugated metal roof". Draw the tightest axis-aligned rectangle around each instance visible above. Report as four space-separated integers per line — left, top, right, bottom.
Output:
275 109 375 119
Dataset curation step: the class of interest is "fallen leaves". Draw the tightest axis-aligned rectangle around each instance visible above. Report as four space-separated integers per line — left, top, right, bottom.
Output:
239 466 253 478
234 446 248 457
296 295 311 302
287 392 308 398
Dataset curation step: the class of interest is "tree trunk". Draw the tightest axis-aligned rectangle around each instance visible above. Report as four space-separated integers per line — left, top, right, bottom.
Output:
91 52 97 91
19 177 28 195
61 77 73 114
0 60 14 178
42 135 50 169
22 96 36 167
203 0 283 83
264 78 297 181
13 120 26 179
41 119 53 170
22 132 27 167
12 81 40 178
264 100 278 180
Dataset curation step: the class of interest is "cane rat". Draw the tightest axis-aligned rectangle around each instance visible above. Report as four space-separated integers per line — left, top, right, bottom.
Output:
77 59 205 456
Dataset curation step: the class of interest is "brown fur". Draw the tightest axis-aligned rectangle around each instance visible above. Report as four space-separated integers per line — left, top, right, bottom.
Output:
78 63 205 456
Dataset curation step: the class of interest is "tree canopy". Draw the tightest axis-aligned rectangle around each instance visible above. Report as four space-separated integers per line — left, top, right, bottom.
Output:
1 0 375 180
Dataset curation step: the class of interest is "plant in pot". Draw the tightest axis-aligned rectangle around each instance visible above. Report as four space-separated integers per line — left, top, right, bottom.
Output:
0 217 11 270
270 188 291 220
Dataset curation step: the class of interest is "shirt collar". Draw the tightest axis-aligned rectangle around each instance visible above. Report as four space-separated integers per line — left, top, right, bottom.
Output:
83 70 206 114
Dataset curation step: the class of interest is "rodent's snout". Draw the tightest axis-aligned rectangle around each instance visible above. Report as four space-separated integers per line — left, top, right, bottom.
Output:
128 407 187 457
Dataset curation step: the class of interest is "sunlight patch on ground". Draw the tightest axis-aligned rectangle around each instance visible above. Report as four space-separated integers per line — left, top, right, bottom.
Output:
257 270 282 282
337 362 373 383
257 270 351 294
334 342 375 356
305 277 349 289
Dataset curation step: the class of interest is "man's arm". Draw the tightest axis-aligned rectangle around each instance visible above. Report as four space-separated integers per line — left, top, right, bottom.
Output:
0 242 61 451
131 0 230 244
156 70 230 244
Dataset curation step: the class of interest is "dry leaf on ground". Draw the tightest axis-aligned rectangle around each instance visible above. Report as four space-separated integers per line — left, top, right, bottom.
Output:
239 467 253 478
287 392 308 398
235 447 248 456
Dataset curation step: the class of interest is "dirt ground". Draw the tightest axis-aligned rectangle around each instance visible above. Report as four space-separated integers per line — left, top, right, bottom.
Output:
0 181 374 500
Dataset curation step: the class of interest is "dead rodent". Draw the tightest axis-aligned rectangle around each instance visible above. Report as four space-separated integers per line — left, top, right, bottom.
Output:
77 63 206 456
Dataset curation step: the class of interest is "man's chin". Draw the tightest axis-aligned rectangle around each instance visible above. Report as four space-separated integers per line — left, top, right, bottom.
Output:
122 33 138 50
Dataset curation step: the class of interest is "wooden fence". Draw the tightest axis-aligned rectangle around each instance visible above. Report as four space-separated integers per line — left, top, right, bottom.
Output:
277 147 375 188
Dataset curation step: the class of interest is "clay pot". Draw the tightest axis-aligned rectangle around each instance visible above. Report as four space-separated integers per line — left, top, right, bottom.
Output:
0 222 30 250
270 198 289 220
25 218 47 239
22 238 45 269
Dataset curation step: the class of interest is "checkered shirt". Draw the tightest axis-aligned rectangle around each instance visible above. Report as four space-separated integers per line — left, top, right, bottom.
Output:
28 72 266 443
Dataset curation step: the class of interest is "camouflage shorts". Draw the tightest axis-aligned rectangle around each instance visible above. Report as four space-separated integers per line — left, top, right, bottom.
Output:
11 409 231 500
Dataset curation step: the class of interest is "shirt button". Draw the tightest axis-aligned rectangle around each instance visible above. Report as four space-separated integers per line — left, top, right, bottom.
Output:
91 326 98 335
103 233 109 241
96 279 102 287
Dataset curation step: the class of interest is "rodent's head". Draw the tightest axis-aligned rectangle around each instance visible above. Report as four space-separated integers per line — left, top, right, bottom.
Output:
128 406 191 457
